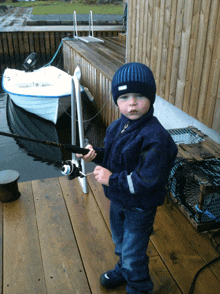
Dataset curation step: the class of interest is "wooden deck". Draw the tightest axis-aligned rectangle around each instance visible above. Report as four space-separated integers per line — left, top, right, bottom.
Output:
1 174 219 294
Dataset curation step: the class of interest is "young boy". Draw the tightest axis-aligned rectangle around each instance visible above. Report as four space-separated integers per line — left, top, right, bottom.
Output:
77 62 178 294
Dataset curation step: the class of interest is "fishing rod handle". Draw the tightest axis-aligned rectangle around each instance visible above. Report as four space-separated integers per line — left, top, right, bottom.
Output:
64 144 90 155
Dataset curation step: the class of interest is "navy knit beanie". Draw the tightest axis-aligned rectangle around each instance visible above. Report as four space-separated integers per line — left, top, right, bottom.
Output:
112 62 156 105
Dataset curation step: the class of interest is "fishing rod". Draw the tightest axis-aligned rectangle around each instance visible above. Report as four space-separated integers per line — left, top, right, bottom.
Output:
0 131 89 155
0 131 90 180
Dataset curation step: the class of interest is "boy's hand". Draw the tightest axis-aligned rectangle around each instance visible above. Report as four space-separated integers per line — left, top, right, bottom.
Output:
76 144 97 162
93 166 112 186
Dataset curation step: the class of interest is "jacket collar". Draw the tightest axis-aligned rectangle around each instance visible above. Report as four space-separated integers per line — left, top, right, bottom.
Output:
120 106 154 128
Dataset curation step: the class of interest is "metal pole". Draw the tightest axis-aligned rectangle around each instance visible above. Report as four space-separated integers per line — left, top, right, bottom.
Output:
72 70 88 194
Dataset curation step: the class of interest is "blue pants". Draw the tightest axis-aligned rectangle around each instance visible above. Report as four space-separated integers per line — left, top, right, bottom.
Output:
110 202 157 294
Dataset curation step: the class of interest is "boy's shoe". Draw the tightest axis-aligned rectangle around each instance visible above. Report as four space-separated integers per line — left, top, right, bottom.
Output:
100 269 126 288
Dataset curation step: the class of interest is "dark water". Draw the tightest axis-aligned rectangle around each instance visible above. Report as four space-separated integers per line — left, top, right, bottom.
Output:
0 81 106 182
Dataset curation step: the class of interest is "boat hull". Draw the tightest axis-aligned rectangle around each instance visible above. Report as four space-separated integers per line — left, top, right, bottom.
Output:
8 92 71 124
2 66 72 124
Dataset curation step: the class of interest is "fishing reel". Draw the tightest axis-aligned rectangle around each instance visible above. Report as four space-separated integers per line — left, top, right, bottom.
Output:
61 160 84 180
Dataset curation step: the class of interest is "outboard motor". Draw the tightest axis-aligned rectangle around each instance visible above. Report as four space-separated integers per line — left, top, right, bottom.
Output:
23 52 38 72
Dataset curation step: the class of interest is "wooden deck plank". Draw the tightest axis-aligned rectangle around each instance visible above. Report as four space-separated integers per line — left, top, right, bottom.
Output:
149 256 182 294
3 181 47 294
151 205 220 294
64 39 122 80
2 169 219 293
59 176 127 294
89 41 125 65
32 177 91 294
162 200 220 282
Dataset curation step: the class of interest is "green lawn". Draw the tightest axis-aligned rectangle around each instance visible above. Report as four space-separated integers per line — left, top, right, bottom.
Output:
6 1 123 15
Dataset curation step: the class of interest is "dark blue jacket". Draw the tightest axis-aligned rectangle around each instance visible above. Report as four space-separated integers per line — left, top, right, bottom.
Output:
93 107 178 210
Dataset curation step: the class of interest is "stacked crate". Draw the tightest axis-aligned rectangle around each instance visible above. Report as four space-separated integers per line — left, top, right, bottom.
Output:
168 127 220 232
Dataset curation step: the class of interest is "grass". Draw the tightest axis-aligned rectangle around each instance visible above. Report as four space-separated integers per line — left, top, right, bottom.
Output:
5 1 123 15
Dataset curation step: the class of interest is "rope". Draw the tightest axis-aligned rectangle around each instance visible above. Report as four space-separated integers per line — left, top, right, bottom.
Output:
188 229 220 294
41 37 73 68
59 94 108 123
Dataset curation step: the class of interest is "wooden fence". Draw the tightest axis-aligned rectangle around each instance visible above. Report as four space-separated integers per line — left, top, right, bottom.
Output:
126 0 220 133
0 27 122 73
0 31 68 72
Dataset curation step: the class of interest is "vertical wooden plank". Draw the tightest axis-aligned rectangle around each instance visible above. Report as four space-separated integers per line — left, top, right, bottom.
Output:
3 181 47 294
159 0 172 98
12 33 20 68
141 0 149 64
203 2 220 128
28 32 35 54
188 0 211 117
155 0 165 91
168 0 185 105
197 0 219 122
131 0 137 62
109 79 115 123
0 34 5 72
39 32 46 65
212 78 220 132
45 31 51 63
50 32 56 58
32 178 91 294
137 0 145 63
145 0 153 66
33 32 40 61
175 0 194 109
182 0 201 113
18 32 25 65
150 0 160 75
23 32 30 57
164 0 178 102
55 32 61 64
134 0 140 62
126 0 132 62
96 68 101 111
7 32 15 68
2 33 10 69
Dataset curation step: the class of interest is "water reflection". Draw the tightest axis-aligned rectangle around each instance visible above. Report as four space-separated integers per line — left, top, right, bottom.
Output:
7 97 65 168
0 88 106 182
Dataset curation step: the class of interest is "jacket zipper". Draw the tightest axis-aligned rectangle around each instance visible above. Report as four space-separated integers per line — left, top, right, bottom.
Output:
108 122 130 172
120 123 129 134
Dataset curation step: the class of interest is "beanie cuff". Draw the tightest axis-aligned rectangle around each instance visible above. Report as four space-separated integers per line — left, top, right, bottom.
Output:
112 81 155 105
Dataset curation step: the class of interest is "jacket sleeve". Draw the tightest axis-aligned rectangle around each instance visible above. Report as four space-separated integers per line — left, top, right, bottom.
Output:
108 138 177 197
93 147 105 166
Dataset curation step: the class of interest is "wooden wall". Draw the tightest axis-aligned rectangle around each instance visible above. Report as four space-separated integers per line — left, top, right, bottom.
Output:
126 0 220 133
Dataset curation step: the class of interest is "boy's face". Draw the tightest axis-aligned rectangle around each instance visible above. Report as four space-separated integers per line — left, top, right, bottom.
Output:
117 93 151 120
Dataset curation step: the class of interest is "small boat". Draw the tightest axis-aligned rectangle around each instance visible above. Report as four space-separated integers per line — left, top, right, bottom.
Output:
2 54 72 124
